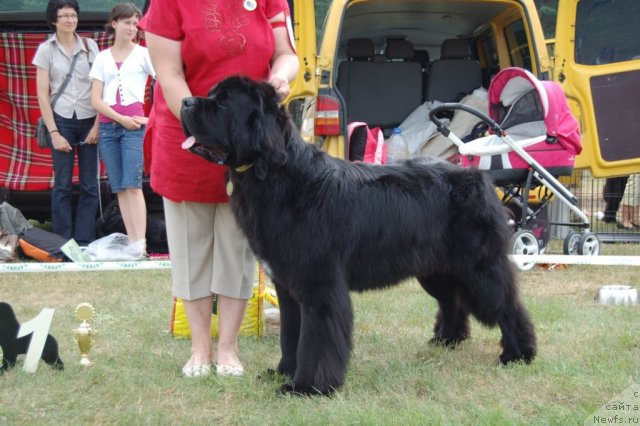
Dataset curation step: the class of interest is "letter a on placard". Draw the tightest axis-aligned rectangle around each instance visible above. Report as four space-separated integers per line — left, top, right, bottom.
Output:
17 308 55 373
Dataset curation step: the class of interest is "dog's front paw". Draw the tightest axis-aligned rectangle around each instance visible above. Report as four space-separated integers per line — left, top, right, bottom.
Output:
257 368 290 382
276 359 297 379
429 336 464 347
499 350 533 365
278 383 335 397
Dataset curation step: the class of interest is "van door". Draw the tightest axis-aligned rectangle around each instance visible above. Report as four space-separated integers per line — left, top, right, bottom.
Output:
286 1 317 117
553 0 640 177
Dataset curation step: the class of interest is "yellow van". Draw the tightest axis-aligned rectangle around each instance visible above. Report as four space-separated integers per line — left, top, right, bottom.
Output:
552 0 640 177
290 0 551 160
288 0 640 178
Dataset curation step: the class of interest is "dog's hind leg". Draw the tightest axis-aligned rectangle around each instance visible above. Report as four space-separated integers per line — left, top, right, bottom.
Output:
458 261 536 364
274 283 301 379
417 274 470 346
496 297 537 365
280 281 353 396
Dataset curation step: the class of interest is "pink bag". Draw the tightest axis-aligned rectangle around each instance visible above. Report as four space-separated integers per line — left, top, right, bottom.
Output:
347 122 387 165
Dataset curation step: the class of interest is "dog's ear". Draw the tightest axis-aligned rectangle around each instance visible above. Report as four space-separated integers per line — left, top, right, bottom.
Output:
250 82 288 180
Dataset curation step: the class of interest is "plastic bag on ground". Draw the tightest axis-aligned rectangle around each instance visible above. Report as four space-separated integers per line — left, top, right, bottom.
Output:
84 233 146 261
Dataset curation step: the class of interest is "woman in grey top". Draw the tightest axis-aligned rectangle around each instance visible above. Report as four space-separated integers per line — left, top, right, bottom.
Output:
32 0 100 245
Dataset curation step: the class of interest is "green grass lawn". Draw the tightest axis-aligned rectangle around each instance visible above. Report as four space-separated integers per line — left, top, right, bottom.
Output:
1 243 639 425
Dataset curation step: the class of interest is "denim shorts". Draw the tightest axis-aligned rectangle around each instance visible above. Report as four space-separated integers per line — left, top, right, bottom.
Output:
98 122 144 193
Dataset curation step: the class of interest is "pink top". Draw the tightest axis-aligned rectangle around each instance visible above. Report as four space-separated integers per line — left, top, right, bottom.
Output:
99 62 144 124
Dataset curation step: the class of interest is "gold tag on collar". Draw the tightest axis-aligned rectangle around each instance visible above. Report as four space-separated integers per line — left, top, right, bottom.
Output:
243 0 257 11
226 180 234 196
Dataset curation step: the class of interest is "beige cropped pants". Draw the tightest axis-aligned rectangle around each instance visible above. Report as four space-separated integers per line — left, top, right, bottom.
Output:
163 198 255 301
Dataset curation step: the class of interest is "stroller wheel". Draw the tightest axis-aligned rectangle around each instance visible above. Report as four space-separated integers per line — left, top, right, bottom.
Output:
563 230 581 255
510 230 540 271
577 233 600 256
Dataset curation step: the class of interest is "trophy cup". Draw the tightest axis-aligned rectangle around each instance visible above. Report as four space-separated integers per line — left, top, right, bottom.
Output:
74 303 95 367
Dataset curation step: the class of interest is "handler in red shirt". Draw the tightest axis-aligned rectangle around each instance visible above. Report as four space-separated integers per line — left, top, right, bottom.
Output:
139 0 298 378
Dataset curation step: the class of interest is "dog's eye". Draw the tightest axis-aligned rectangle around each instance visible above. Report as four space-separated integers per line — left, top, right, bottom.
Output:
188 143 228 165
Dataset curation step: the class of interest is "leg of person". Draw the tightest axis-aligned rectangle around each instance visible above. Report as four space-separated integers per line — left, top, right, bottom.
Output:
215 296 248 374
181 297 215 377
618 175 637 229
163 198 216 375
118 189 146 243
603 176 628 223
98 122 136 245
629 175 640 227
212 203 254 374
50 113 76 240
118 127 146 243
74 116 99 245
618 205 633 229
98 121 124 194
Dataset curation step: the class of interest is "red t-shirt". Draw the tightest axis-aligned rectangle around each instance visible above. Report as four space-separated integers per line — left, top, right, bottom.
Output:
138 0 289 202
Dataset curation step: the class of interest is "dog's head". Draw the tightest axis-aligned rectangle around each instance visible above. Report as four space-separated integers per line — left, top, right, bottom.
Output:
0 302 18 332
180 76 289 179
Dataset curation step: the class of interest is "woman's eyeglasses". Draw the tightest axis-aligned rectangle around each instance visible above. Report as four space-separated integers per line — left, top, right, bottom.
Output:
57 13 78 20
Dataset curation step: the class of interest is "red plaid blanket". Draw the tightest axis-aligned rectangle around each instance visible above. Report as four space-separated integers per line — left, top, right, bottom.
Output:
0 32 112 191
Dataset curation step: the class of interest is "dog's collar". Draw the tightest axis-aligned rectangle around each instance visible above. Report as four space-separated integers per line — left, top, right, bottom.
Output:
234 163 254 173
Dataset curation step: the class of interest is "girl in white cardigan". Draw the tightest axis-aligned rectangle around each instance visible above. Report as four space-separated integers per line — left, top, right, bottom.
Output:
90 3 155 256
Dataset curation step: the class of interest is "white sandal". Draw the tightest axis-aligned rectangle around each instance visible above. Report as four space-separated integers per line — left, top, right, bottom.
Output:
215 364 244 377
182 363 212 378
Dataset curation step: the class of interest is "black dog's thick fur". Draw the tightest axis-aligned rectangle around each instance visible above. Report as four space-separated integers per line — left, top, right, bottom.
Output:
181 77 536 395
0 302 64 372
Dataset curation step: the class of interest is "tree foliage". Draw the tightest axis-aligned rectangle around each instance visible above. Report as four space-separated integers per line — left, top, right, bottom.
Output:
315 0 332 43
534 0 558 39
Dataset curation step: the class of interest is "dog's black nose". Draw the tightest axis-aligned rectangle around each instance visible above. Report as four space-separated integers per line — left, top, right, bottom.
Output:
182 97 196 109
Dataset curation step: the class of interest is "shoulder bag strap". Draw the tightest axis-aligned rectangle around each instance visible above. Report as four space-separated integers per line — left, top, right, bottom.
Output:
50 39 87 110
82 37 91 65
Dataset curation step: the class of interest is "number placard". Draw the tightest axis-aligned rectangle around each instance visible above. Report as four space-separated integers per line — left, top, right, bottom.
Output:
17 308 55 373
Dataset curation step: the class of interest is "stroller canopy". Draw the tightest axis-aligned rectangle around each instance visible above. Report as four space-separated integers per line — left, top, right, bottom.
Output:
488 67 582 155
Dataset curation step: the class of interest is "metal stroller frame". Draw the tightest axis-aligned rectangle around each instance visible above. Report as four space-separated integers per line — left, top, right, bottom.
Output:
428 69 600 270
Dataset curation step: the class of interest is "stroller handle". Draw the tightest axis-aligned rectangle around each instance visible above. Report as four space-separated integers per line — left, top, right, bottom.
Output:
428 103 503 137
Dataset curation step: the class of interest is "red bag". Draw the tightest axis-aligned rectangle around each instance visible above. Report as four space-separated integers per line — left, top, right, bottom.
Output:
347 122 387 164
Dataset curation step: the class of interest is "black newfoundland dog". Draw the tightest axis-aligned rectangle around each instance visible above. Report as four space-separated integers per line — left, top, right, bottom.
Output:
180 76 536 395
0 302 64 372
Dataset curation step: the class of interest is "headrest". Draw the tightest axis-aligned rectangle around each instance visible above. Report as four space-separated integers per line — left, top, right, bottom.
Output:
414 49 430 67
440 39 472 59
346 38 374 60
385 39 414 60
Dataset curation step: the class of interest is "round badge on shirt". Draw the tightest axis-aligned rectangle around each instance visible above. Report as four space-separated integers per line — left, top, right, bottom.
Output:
243 0 257 11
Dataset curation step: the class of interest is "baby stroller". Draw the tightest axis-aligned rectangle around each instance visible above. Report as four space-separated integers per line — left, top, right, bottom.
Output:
428 67 599 270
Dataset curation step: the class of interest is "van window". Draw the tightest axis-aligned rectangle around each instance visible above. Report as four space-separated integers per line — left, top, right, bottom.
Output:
504 19 532 71
574 0 640 65
477 34 498 87
535 0 557 39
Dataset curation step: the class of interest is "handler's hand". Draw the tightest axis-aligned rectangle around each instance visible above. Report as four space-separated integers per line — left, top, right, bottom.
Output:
51 132 71 152
120 116 142 131
132 116 149 126
85 124 99 144
268 73 290 100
